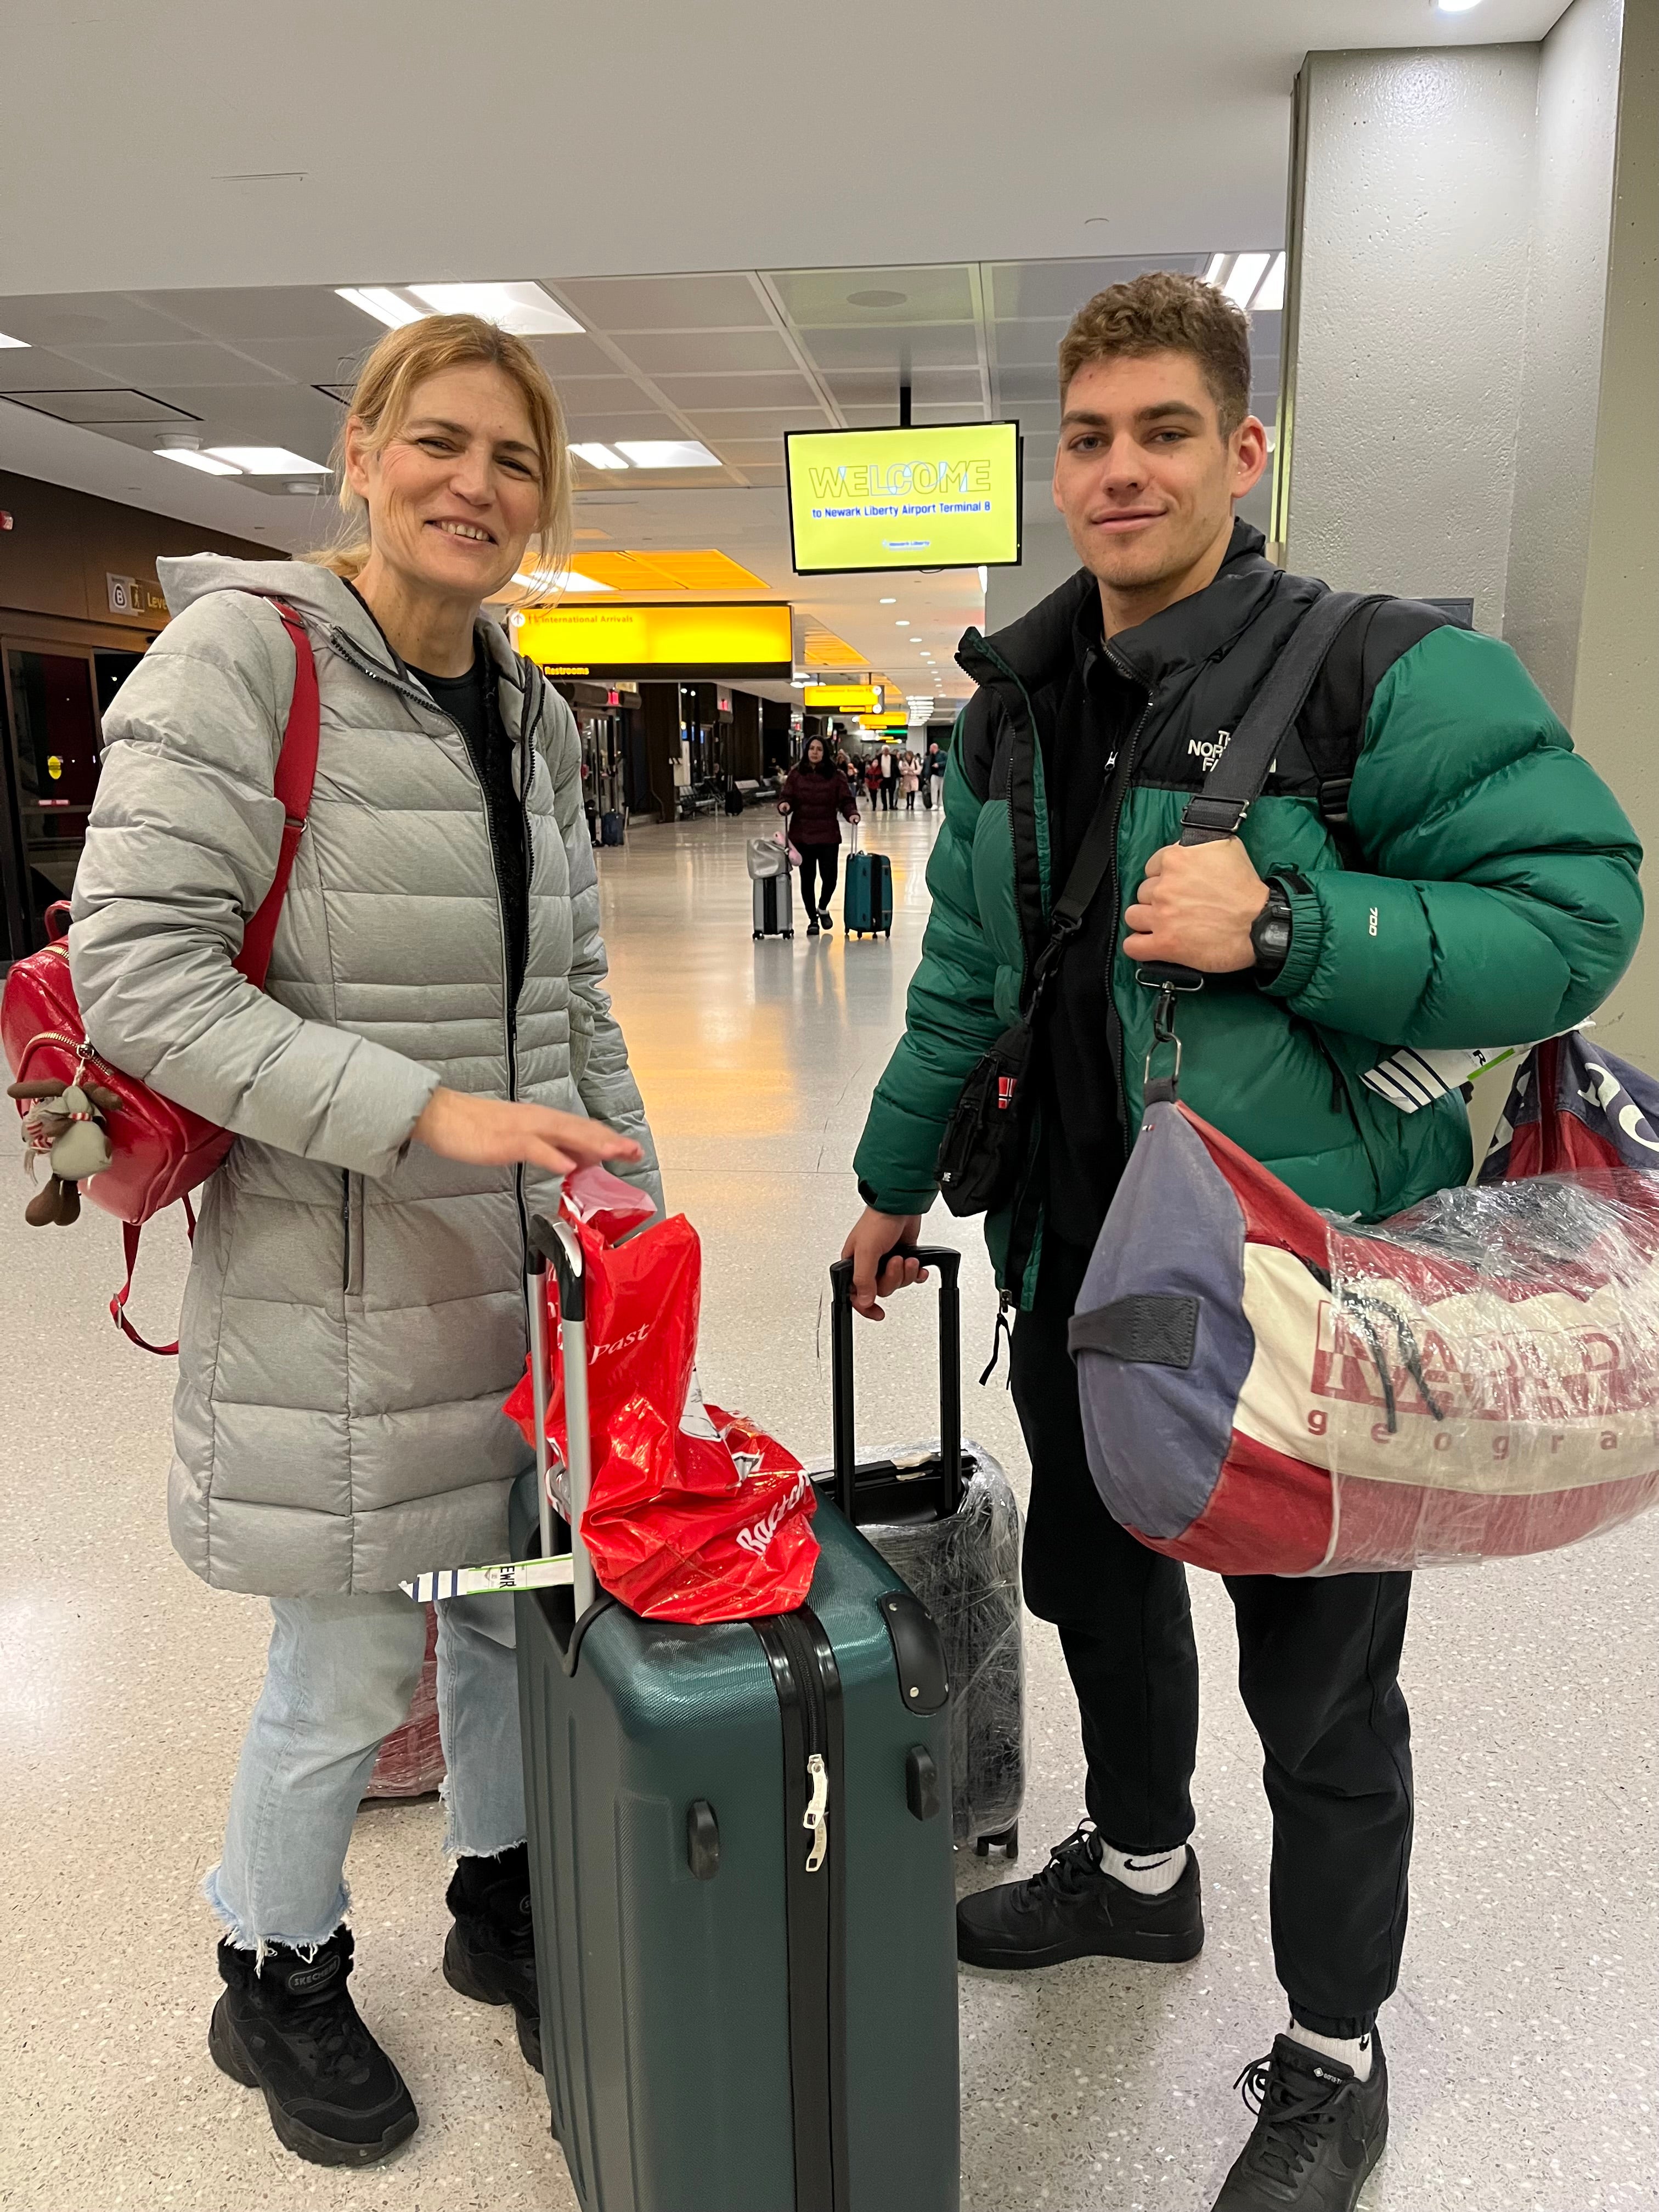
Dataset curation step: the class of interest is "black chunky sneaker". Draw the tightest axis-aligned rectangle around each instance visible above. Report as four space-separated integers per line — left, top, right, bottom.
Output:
1212 2031 1389 2210
209 1926 417 2166
443 1844 543 2072
956 1821 1204 1971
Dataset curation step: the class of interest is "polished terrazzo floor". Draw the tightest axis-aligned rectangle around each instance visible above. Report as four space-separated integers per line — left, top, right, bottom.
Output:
5 803 1656 2211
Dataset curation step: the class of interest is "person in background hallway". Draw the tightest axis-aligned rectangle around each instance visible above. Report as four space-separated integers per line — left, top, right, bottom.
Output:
864 755 882 808
778 732 859 936
879 742 897 809
70 312 661 2168
925 733 945 808
900 749 921 810
840 271 1641 2212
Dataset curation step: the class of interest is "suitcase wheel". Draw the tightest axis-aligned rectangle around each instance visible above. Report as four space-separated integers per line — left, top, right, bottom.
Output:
785 929 794 938
753 930 762 940
974 1822 1019 1860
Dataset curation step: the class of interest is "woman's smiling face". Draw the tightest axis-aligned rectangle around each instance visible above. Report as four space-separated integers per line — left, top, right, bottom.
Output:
343 362 545 608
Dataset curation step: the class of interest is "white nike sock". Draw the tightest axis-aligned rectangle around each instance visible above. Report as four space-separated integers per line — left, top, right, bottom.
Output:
1287 2019 1374 2083
1093 1837 1189 1895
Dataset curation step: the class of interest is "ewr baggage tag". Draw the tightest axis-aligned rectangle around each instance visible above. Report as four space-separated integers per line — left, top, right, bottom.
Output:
400 1556 573 1603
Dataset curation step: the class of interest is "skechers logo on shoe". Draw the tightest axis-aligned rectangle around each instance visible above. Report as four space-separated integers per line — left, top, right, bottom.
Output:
286 1956 342 1994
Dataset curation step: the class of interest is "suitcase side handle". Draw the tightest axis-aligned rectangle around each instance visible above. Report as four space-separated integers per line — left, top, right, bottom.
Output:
828 1246 963 1519
528 1213 597 1614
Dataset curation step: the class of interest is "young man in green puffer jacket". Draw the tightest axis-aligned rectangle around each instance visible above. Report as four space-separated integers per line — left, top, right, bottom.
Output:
840 272 1642 2212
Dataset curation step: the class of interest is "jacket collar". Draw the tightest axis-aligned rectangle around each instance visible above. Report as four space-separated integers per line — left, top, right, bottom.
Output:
956 519 1285 701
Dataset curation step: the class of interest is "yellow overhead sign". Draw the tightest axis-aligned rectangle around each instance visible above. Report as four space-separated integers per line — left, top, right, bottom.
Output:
859 715 909 733
786 421 1022 574
514 600 792 676
804 684 882 712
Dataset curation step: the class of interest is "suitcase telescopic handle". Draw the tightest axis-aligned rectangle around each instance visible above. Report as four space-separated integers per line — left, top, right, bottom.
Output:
828 1246 963 1519
528 1214 596 1614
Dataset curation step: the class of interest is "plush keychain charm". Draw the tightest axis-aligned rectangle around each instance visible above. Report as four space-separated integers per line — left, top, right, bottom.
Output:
8 1076 120 1227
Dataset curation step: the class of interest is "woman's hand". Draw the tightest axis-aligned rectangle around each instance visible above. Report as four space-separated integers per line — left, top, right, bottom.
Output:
413 1086 642 1176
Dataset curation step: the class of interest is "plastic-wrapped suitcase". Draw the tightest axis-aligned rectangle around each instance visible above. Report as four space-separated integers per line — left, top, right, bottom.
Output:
753 868 795 939
514 1215 959 2212
821 1251 1025 1857
843 850 892 939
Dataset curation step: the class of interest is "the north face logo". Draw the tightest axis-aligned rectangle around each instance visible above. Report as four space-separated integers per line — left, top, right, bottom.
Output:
1188 729 1232 774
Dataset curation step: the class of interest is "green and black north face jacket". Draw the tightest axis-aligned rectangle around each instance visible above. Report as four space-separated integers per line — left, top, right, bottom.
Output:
854 522 1644 1307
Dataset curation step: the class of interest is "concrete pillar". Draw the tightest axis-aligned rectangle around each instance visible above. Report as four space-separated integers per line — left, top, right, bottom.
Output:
1278 0 1659 1063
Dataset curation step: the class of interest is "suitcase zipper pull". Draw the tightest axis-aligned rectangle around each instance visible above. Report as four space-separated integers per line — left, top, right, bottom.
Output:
803 1751 830 1874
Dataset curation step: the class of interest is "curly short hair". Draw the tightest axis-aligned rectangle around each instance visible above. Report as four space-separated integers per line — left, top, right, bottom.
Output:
1058 271 1253 435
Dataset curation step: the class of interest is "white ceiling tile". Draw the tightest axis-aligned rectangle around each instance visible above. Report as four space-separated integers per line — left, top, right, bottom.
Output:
0 347 117 391
563 410 684 441
655 373 819 409
768 266 976 328
52 341 287 386
149 286 376 344
554 272 769 332
618 329 797 375
0 292 203 345
684 408 833 438
992 318 1071 369
525 331 626 378
799 324 979 373
997 362 1063 404
986 256 1209 321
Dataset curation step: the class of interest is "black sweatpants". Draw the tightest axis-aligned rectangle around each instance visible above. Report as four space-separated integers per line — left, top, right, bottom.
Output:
1011 1237 1414 2037
797 842 839 917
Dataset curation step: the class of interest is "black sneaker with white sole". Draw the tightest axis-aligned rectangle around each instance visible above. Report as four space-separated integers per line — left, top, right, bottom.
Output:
442 1844 543 2073
209 1926 417 2166
956 1821 1203 1970
1212 2031 1389 2210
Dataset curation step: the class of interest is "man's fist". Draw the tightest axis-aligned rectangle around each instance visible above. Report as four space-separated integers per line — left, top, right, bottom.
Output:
840 1206 926 1319
1122 837 1269 973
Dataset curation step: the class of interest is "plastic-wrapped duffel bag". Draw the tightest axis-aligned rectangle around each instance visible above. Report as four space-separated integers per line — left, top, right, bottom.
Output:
1070 1029 1659 1575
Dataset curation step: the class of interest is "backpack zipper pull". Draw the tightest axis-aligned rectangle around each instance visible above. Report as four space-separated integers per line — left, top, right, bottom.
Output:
979 1292 1014 1387
803 1751 830 1874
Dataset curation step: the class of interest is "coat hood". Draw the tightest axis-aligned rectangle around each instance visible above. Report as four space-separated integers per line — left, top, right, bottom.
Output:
157 553 520 684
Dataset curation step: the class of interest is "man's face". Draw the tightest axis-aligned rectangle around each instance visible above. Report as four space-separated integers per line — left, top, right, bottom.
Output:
1052 349 1267 595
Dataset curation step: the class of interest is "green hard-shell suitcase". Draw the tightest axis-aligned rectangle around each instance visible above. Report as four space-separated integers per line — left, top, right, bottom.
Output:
842 850 892 939
514 1215 960 2212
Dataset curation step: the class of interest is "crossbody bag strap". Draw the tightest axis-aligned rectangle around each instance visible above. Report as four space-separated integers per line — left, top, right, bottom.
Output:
1025 770 1122 1007
1174 588 1369 844
233 599 321 990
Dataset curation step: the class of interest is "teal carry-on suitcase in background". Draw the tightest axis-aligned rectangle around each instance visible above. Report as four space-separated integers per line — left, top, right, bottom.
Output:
515 1215 960 2212
842 850 892 939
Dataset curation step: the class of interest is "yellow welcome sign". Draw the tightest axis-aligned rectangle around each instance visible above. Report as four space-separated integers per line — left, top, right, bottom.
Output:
515 601 792 676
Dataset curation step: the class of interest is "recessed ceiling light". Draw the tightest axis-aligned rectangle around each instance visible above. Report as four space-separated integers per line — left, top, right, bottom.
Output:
154 446 242 476
613 439 718 469
512 567 612 593
977 566 988 591
407 281 582 336
0 330 30 349
1437 0 1482 10
1223 253 1272 308
208 445 328 474
336 286 425 330
894 618 909 625
879 596 896 605
1252 253 1287 313
1204 253 1229 286
569 443 629 470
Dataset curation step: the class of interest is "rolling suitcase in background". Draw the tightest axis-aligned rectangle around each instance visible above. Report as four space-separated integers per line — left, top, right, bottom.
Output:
600 810 625 846
822 1252 1025 1856
515 1215 960 2212
843 849 892 939
753 866 795 939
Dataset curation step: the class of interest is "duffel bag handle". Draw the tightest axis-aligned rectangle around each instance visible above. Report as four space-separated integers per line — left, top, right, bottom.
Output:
828 1245 962 1519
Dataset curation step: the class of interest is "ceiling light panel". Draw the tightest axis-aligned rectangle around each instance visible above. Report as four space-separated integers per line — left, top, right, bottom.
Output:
1252 253 1287 312
154 447 241 475
569 442 629 470
335 286 424 330
1223 253 1272 308
613 439 718 469
407 281 583 336
0 331 29 349
207 445 328 473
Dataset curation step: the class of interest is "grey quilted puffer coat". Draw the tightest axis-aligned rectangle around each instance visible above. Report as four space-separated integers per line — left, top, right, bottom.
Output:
70 556 661 1596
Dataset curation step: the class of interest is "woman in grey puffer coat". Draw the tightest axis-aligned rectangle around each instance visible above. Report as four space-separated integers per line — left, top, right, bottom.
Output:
70 313 659 2165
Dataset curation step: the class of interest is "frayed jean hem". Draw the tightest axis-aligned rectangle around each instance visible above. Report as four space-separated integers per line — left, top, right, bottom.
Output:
202 1861 351 1962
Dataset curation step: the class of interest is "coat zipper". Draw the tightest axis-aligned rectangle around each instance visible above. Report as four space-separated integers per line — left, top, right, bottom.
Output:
333 630 532 1266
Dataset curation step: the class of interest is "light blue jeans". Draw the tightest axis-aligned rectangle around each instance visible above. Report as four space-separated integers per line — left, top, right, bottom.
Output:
205 1590 525 1951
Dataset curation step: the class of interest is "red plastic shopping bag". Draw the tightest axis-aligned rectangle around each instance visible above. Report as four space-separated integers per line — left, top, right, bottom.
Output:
502 1168 818 1621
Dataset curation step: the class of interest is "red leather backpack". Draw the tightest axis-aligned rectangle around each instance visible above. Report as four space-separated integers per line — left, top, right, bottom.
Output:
2 599 320 1349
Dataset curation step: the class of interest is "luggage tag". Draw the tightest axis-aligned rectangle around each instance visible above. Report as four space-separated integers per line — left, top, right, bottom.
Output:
401 1556 573 1602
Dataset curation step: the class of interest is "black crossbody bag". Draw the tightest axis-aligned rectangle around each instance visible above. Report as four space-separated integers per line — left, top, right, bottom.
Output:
935 589 1367 1217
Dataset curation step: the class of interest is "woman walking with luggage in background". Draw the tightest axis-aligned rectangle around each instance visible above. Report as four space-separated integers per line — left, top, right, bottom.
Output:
69 313 662 2168
778 733 859 935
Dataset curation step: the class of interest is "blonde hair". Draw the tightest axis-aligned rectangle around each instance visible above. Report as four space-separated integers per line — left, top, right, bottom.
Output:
307 312 572 584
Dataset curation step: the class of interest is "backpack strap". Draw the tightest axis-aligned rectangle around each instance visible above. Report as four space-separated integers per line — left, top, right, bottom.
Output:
109 1195 195 1355
234 600 320 989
